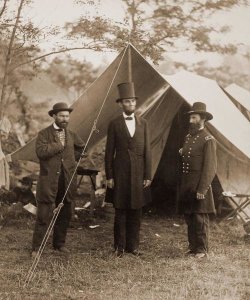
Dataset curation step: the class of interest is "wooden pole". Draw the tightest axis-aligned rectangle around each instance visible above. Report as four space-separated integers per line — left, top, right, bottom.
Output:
128 43 132 82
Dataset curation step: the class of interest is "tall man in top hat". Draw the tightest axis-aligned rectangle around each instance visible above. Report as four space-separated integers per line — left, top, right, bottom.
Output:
105 82 152 257
31 102 85 256
179 102 217 259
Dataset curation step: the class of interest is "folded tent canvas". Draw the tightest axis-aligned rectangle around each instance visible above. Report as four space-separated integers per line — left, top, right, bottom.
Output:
10 44 250 218
223 83 250 121
162 71 250 218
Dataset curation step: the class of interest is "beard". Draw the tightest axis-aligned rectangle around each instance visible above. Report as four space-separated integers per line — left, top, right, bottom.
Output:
56 121 68 129
124 107 135 115
188 123 202 136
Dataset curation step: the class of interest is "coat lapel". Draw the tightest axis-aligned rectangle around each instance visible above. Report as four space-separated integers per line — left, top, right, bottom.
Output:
119 115 131 139
49 124 57 139
49 124 66 146
133 115 142 139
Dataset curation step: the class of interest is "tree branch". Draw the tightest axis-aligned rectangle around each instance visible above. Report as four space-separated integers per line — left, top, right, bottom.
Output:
8 45 104 73
0 0 25 118
0 0 8 19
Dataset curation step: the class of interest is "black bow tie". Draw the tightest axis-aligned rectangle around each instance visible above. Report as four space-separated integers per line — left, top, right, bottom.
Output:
125 117 133 120
55 128 63 132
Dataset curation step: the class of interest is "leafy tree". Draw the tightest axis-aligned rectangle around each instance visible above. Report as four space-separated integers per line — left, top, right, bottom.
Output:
0 0 44 121
190 58 250 90
66 0 247 63
45 56 98 101
0 0 248 134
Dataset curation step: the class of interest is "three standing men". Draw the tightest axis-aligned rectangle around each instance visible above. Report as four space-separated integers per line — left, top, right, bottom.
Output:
179 102 217 258
32 102 84 257
105 82 152 257
31 95 216 260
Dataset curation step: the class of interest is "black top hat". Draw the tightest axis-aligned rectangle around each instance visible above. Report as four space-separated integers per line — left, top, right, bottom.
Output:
48 102 73 117
116 82 138 103
19 176 33 186
186 102 213 121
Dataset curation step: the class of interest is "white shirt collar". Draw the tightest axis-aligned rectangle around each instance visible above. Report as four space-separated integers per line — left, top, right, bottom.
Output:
123 112 135 119
53 122 61 130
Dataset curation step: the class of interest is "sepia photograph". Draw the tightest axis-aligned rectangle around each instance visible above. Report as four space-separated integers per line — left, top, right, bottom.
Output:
0 0 250 299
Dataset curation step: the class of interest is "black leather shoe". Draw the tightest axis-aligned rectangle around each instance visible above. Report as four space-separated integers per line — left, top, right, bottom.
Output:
55 246 70 253
116 249 124 258
184 249 195 256
195 252 207 259
31 251 38 259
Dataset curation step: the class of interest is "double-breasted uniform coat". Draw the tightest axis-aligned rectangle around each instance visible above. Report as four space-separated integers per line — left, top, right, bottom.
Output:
179 127 217 254
179 128 217 214
32 124 84 251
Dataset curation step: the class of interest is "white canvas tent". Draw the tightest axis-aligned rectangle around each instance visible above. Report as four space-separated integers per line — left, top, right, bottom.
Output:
9 44 250 217
223 83 250 121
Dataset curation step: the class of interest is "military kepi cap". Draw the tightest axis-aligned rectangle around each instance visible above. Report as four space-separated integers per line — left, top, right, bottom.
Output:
116 82 138 103
186 102 213 121
48 102 73 117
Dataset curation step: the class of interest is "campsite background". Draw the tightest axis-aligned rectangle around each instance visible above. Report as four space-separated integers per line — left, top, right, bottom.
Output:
0 1 250 299
1 0 250 146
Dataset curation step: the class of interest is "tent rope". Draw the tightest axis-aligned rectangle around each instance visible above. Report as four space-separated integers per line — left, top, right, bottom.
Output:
24 43 130 287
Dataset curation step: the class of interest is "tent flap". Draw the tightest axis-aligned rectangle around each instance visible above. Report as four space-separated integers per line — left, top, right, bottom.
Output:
10 45 250 216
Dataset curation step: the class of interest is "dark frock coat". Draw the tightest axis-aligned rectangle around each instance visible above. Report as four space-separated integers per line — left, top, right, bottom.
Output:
105 115 152 209
179 128 217 214
35 125 84 204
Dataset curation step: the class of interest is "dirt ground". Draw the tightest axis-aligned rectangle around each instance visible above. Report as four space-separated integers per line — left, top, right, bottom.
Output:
0 208 249 300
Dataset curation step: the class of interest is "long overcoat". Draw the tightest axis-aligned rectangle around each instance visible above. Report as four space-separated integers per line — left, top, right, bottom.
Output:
179 128 217 214
105 115 152 209
36 125 84 204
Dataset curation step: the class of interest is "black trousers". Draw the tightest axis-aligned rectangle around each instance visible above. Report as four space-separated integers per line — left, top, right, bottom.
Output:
114 208 142 252
32 170 72 251
184 213 209 253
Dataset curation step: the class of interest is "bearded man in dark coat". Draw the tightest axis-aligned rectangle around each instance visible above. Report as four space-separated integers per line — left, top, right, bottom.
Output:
179 102 217 259
31 102 84 257
105 82 152 258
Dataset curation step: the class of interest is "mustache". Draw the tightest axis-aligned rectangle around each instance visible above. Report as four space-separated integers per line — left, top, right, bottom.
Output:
189 123 200 129
56 121 69 128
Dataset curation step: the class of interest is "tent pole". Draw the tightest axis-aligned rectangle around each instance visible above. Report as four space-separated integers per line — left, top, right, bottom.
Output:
175 109 181 214
128 43 132 82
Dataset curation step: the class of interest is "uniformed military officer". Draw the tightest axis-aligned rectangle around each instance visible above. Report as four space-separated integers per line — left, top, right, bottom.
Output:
179 102 217 259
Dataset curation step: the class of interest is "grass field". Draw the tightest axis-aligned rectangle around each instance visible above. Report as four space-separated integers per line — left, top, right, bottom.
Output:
0 209 249 300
